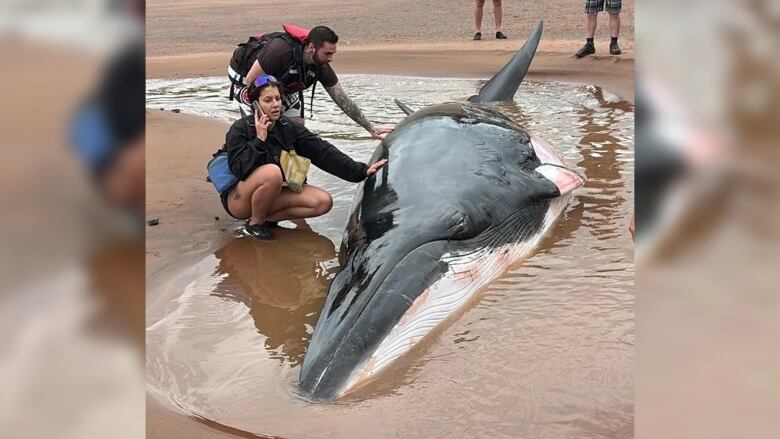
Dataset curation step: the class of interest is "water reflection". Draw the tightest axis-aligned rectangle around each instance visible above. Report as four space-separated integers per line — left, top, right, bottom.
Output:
540 199 586 252
212 223 339 366
577 86 632 240
492 100 533 127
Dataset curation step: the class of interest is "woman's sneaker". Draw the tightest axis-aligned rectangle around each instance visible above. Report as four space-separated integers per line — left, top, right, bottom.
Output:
610 42 622 55
495 31 507 39
242 222 274 240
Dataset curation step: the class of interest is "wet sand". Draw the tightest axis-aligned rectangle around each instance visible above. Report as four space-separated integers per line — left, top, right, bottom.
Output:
146 110 239 438
145 110 231 284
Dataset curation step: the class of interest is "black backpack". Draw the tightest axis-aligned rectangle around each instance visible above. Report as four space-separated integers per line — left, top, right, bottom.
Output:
227 26 318 118
229 33 294 84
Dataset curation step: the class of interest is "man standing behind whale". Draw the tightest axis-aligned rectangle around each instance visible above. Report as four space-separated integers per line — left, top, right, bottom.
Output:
234 25 393 139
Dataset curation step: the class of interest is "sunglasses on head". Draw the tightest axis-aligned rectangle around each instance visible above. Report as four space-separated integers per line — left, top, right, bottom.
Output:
254 75 278 87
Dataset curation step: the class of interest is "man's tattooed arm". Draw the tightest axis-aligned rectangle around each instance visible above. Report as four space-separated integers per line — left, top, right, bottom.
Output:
325 82 375 134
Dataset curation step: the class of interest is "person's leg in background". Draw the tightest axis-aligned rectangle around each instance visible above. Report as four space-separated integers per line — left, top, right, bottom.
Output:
474 0 485 40
576 0 601 58
608 0 622 54
587 12 598 40
493 0 507 39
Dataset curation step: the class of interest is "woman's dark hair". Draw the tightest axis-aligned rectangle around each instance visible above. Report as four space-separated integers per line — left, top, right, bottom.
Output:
247 80 284 102
304 26 338 48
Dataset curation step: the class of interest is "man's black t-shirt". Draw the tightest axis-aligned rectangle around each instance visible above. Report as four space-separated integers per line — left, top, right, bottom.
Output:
257 39 338 89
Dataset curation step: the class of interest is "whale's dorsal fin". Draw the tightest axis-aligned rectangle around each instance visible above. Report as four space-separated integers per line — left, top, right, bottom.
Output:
469 20 543 103
394 99 415 116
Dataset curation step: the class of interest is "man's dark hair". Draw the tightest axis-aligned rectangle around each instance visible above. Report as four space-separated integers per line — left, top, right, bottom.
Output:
305 26 338 48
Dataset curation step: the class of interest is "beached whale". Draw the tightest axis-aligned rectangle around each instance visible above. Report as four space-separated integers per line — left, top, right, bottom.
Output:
299 20 585 401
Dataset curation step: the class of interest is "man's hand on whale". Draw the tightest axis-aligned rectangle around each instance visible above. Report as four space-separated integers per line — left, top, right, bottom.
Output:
371 126 394 140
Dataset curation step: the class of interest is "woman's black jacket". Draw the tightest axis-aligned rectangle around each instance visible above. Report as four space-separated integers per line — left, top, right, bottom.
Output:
220 115 368 183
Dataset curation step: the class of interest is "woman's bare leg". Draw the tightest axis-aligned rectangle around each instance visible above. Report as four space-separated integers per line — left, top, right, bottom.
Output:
226 164 283 223
265 185 333 222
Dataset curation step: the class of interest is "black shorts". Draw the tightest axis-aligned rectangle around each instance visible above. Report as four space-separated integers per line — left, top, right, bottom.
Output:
219 182 240 219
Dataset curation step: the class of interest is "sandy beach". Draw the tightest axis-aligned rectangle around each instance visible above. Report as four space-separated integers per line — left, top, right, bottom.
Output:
147 1 634 437
146 0 633 56
147 0 634 100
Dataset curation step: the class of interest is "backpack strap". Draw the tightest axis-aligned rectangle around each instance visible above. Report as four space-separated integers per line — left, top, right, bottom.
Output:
288 36 306 85
285 35 309 119
309 81 316 120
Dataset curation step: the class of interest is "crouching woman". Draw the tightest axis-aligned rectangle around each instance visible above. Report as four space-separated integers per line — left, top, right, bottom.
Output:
211 75 386 240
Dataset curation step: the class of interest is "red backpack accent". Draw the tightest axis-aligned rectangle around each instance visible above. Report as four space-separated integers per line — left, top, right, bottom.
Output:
281 24 310 44
251 25 308 46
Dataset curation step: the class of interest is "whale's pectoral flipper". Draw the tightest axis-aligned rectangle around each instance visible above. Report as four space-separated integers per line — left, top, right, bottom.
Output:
394 99 415 116
469 20 544 103
534 164 586 198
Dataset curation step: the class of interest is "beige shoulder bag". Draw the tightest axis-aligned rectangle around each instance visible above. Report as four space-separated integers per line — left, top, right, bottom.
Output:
279 149 311 192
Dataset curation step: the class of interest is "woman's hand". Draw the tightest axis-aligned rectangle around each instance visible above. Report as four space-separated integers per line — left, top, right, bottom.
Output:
366 159 388 177
254 110 272 141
